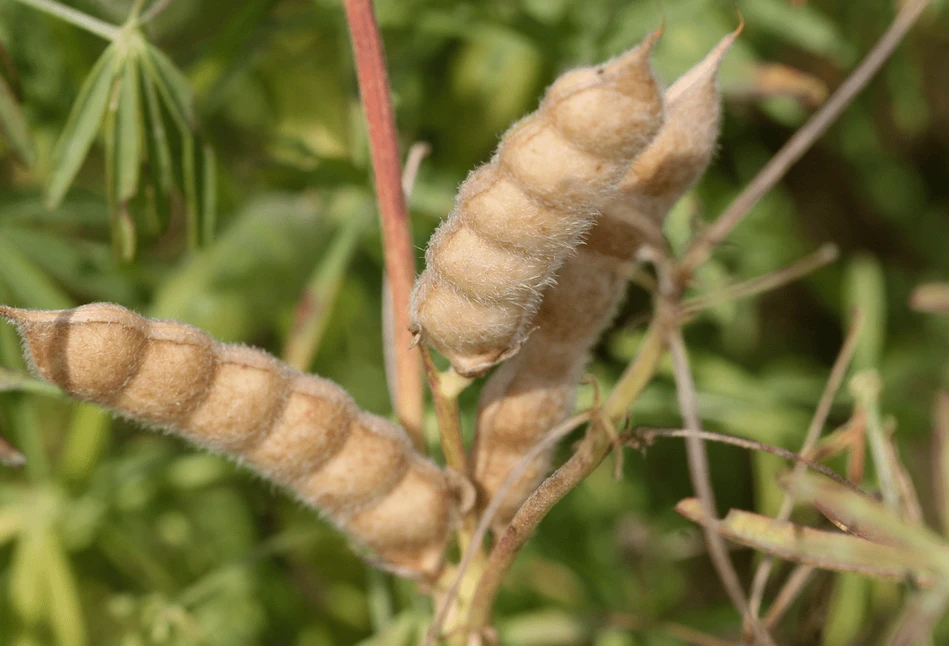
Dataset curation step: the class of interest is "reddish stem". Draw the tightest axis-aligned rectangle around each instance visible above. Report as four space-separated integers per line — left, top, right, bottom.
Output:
342 0 423 446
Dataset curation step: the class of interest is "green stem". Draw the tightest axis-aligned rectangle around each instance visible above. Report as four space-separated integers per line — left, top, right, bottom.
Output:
12 0 120 40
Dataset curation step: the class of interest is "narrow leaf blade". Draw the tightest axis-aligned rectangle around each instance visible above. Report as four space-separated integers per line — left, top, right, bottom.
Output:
45 46 118 209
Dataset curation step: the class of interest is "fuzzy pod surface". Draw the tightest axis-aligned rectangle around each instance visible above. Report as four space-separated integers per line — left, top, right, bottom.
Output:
0 303 454 578
474 32 738 525
410 31 665 378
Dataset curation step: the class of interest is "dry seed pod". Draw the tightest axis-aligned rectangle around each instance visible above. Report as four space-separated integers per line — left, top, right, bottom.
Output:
410 31 664 377
0 303 453 578
474 31 738 525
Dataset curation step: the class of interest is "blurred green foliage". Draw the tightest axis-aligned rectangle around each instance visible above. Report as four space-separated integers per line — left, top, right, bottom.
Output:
0 0 948 644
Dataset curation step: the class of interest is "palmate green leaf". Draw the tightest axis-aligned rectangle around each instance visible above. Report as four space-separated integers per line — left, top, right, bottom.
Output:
44 44 118 210
0 69 36 166
676 497 940 583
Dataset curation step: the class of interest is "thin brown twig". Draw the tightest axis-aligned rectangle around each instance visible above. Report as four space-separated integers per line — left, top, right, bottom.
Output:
746 310 864 620
681 243 838 317
678 0 932 280
762 564 815 632
628 428 871 499
343 0 424 447
665 326 776 646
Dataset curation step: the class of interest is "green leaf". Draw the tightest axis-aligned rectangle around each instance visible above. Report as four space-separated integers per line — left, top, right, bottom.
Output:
116 54 142 202
45 45 118 209
0 69 36 166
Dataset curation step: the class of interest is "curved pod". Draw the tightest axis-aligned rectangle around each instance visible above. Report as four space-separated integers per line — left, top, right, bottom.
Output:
0 303 454 578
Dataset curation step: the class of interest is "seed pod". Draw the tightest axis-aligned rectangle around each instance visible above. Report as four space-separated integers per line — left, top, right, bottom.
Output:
0 303 453 578
410 31 664 378
474 31 738 525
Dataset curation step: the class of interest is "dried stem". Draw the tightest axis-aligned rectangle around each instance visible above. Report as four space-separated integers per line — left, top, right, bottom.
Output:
681 243 838 317
678 0 932 280
762 565 815 632
464 321 666 634
343 0 423 446
746 310 864 620
665 326 775 645
628 428 870 499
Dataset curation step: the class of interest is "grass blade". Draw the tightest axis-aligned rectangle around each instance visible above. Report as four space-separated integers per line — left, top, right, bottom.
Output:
45 45 118 209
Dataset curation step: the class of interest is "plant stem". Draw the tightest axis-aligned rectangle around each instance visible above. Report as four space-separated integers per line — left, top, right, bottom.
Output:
420 346 469 474
12 0 120 40
342 0 424 447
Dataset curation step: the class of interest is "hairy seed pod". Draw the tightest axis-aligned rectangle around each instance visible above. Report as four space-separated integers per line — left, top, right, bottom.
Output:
474 32 738 525
0 303 453 578
410 31 664 377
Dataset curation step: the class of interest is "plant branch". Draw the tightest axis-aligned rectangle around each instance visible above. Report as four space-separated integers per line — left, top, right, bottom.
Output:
678 0 932 280
627 427 870 499
681 243 838 317
342 0 424 446
13 0 120 40
746 311 864 621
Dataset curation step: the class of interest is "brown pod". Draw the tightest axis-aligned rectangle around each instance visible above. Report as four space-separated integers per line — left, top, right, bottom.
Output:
0 303 454 578
474 31 738 525
410 30 664 377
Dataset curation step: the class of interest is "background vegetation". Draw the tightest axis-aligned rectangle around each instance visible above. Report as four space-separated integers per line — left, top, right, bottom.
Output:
0 0 948 644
